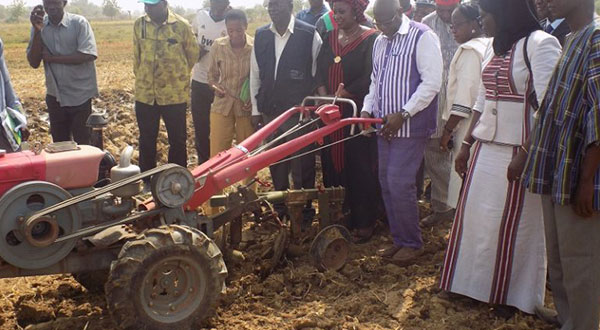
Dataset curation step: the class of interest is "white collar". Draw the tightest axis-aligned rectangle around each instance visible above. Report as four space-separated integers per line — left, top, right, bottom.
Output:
270 16 295 37
398 14 411 35
550 18 565 29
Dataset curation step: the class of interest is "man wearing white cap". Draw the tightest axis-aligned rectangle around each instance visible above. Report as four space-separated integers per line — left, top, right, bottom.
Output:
420 0 459 226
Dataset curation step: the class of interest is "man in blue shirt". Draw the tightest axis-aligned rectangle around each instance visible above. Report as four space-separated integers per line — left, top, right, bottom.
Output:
296 0 329 26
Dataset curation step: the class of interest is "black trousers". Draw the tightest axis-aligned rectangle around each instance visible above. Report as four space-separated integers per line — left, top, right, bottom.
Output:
263 114 315 191
135 101 187 173
46 95 92 145
344 135 384 230
263 113 315 218
191 80 214 165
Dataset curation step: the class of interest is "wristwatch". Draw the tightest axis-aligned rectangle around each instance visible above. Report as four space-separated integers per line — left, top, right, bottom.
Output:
401 110 411 120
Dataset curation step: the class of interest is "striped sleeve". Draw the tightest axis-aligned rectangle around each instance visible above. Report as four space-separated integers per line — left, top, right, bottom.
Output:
449 49 481 118
586 31 600 147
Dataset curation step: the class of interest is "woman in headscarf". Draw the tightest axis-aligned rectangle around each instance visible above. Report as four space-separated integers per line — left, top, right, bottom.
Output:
316 0 381 243
440 3 490 210
439 0 561 316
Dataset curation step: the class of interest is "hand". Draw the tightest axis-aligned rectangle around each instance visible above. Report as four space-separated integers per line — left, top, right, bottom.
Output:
42 47 53 63
440 130 452 152
455 144 471 178
30 5 44 32
573 179 595 218
251 115 263 131
507 150 528 182
20 126 30 141
242 101 252 112
212 84 226 98
380 113 405 141
337 87 354 99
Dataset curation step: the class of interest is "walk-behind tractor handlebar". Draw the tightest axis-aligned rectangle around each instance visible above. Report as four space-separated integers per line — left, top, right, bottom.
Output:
184 96 382 210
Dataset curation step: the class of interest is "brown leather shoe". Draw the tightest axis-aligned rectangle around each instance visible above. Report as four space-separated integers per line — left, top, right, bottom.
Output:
391 247 424 266
377 245 401 258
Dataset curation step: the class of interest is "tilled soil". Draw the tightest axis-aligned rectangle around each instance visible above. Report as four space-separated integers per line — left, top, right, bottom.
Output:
0 94 556 330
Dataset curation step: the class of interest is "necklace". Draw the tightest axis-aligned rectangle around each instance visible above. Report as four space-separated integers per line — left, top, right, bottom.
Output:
340 25 362 43
334 26 363 64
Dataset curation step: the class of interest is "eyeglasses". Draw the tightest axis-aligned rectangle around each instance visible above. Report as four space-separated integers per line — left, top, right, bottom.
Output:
374 14 398 28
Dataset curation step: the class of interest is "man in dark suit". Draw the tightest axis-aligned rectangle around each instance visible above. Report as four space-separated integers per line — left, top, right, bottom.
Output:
534 0 570 46
250 0 322 223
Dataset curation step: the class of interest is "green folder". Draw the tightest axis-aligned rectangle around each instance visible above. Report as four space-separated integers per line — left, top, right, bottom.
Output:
239 78 250 104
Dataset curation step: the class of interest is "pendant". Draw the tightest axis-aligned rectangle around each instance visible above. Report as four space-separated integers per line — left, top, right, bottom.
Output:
334 56 342 64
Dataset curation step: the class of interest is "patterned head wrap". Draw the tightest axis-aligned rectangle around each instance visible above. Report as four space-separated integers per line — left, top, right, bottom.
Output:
330 0 370 23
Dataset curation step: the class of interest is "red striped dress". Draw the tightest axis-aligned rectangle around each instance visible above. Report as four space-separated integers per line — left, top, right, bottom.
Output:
439 41 547 314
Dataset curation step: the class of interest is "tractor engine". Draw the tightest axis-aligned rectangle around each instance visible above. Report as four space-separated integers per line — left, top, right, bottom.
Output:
0 143 140 271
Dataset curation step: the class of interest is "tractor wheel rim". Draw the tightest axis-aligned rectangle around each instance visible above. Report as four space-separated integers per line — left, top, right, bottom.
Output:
141 255 207 324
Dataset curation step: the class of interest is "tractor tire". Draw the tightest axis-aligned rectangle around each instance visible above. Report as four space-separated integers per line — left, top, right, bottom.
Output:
73 270 109 293
105 225 227 330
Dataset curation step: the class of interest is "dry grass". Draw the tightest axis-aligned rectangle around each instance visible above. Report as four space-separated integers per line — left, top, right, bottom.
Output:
2 19 267 100
1 20 135 101
0 19 267 166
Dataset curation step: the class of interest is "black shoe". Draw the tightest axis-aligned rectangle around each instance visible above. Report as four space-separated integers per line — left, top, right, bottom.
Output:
421 209 455 226
492 305 517 320
437 290 464 301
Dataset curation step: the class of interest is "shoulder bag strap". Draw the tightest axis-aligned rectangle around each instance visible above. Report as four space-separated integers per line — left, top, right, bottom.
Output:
522 35 539 111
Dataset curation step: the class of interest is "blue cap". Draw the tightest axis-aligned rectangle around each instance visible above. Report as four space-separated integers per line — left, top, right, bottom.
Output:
139 0 162 4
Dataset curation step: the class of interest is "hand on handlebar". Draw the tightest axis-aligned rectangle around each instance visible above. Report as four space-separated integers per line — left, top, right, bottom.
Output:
381 113 405 141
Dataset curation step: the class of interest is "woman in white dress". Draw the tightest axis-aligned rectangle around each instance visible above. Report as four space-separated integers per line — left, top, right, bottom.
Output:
440 3 490 209
439 0 561 315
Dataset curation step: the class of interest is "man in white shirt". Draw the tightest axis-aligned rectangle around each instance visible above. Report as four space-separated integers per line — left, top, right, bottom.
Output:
420 0 459 226
191 0 229 164
362 0 442 265
250 0 322 224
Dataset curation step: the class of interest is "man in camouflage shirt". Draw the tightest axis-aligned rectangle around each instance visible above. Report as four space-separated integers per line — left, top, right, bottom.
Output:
134 0 199 176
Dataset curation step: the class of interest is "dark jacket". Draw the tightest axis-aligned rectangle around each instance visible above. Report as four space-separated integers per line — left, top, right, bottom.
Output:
551 20 571 47
254 19 316 116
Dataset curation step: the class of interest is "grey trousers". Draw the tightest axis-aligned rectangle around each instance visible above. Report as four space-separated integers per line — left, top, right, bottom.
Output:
424 137 452 213
542 195 600 330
